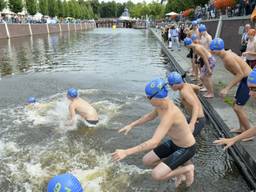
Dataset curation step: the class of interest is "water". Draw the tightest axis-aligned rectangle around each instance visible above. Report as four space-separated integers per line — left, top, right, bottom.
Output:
0 29 250 191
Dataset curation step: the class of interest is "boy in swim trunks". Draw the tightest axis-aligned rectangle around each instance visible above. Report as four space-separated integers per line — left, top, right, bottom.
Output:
214 69 256 148
184 37 216 98
210 38 252 136
168 72 206 136
112 78 196 187
66 88 99 127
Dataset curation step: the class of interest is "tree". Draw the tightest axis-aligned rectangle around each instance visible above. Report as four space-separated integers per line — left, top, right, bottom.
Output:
39 0 48 16
0 0 6 12
57 0 64 17
25 0 37 15
48 0 58 17
63 0 69 17
9 0 23 13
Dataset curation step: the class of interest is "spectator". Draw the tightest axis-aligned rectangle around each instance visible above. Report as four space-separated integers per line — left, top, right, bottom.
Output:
243 29 256 69
169 24 181 51
240 24 251 54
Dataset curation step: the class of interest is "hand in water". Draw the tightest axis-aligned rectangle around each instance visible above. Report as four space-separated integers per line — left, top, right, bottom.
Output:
119 125 132 135
213 138 235 150
112 149 128 161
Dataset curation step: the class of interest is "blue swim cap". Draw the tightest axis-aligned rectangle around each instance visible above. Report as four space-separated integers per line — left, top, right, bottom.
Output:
210 38 224 51
145 78 168 99
199 24 207 32
67 88 78 98
184 38 193 46
168 72 183 85
47 173 83 192
27 96 36 104
191 34 198 42
192 20 197 26
248 68 256 85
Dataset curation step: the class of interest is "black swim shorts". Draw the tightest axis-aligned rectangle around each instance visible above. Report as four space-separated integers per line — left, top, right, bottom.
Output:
235 77 250 106
153 140 196 170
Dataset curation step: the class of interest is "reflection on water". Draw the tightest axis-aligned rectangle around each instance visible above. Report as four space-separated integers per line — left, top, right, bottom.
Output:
0 29 250 191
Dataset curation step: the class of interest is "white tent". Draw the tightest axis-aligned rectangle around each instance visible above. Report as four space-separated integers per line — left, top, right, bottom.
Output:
1 8 15 15
165 12 179 16
33 12 43 19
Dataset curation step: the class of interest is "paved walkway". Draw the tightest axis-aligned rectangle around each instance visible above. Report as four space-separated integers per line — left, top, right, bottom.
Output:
153 29 256 162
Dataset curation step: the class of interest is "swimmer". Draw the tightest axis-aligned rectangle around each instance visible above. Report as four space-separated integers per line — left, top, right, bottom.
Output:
112 78 196 187
198 24 212 50
66 88 99 127
26 96 53 111
214 69 256 148
210 38 252 135
184 37 216 98
168 72 206 136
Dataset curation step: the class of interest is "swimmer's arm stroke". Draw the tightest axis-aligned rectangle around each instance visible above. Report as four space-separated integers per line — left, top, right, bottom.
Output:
182 90 199 132
119 110 158 135
113 116 172 161
214 127 256 150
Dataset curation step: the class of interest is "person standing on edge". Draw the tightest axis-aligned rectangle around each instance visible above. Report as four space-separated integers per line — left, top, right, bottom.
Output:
240 24 250 54
184 37 216 98
210 38 253 137
214 68 256 148
243 29 256 69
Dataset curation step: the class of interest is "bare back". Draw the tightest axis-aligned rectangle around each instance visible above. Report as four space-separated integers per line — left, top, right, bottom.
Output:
223 50 251 77
180 83 204 118
157 101 195 148
194 44 211 58
72 98 98 121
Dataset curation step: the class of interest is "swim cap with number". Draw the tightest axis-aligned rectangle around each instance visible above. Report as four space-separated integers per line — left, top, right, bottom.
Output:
248 68 256 85
168 72 184 85
210 38 224 51
47 173 83 192
145 78 168 99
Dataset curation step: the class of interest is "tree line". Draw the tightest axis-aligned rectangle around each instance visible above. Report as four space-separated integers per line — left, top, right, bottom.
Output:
0 0 212 19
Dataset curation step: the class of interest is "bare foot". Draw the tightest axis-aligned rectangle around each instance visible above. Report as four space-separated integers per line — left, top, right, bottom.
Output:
230 128 243 133
203 93 214 98
175 174 186 188
185 164 194 187
242 137 255 142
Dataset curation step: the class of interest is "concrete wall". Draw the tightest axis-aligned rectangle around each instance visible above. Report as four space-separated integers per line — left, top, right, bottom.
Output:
8 24 30 38
31 24 48 35
0 22 95 39
0 24 8 39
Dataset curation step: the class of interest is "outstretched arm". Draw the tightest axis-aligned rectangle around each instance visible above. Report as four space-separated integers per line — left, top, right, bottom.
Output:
119 110 158 135
113 116 172 161
214 127 256 150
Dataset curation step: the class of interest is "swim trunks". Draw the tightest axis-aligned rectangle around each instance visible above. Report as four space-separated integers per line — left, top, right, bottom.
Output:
153 140 196 170
200 56 216 77
82 119 99 127
187 116 206 137
235 77 250 106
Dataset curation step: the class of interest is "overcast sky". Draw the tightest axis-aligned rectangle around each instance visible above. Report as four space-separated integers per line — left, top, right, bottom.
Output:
100 0 158 4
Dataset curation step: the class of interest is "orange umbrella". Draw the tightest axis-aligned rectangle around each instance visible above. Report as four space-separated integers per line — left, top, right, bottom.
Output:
182 9 194 17
251 7 256 21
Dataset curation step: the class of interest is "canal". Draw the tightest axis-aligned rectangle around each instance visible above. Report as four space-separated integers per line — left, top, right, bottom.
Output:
0 28 250 191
